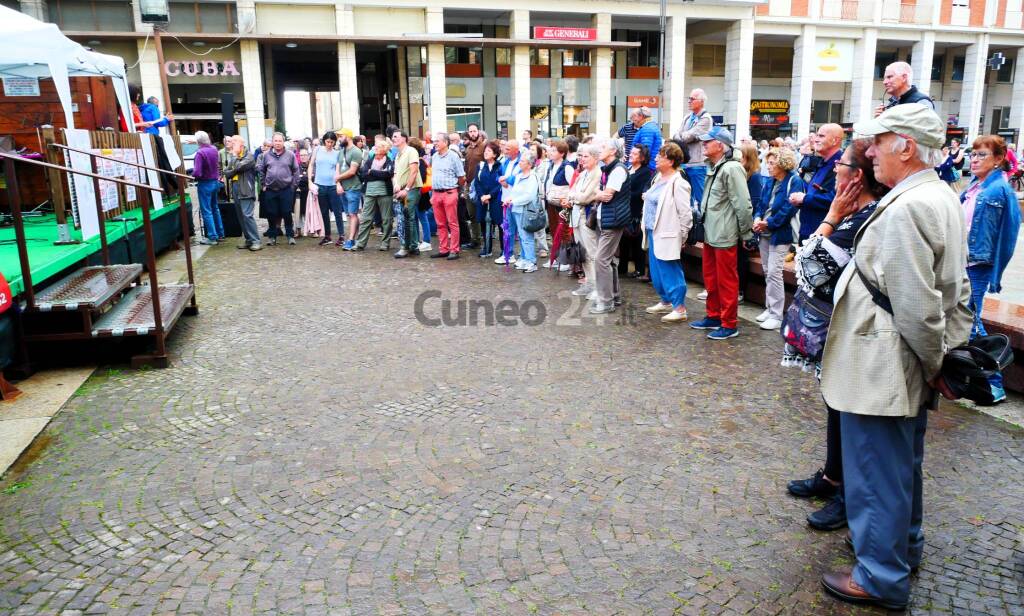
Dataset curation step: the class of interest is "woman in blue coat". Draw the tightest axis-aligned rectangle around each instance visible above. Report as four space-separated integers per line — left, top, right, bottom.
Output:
960 135 1021 403
472 141 504 258
752 147 803 330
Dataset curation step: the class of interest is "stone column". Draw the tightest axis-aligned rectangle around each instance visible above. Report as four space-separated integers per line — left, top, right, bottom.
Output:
550 52 563 136
483 47 498 138
1008 48 1024 138
510 9 531 140
723 18 754 139
790 25 817 142
959 34 990 145
19 0 47 21
336 4 360 132
425 7 447 135
911 32 935 98
397 49 411 131
663 15 687 136
240 41 266 148
138 39 163 104
849 28 877 123
590 13 613 136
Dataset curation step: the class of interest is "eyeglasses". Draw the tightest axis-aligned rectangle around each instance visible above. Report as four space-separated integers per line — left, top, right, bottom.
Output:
835 161 858 170
969 152 992 160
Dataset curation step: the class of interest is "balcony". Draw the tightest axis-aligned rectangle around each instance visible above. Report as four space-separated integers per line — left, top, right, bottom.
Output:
881 0 934 24
819 0 869 20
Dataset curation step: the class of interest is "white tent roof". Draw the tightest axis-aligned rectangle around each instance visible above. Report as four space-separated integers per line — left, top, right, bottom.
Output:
0 5 133 130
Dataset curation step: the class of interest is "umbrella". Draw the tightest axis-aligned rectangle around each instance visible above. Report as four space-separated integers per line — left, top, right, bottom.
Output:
392 198 405 248
501 203 514 272
548 214 570 270
303 190 324 237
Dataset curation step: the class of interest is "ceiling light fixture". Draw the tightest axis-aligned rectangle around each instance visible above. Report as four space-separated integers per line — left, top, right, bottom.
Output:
285 42 298 48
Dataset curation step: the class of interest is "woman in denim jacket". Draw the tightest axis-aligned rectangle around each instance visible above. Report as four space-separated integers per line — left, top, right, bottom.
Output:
960 135 1021 403
752 147 804 330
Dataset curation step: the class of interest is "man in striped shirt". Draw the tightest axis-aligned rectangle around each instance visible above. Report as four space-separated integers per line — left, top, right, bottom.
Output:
616 110 641 162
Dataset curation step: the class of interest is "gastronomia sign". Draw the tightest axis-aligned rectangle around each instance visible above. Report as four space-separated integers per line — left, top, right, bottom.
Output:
163 60 240 77
750 100 790 126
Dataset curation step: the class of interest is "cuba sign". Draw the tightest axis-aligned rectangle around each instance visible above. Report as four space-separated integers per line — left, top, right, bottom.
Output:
164 60 241 78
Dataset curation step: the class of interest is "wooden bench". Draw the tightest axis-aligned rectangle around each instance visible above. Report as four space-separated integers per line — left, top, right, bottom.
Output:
680 242 1024 393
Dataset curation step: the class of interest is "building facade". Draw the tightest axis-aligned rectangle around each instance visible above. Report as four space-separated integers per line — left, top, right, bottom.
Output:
15 0 1024 149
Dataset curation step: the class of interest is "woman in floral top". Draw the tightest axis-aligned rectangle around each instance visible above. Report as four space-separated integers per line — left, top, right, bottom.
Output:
783 139 890 533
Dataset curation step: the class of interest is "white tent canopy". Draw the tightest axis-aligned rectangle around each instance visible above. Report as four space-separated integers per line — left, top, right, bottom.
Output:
0 5 133 131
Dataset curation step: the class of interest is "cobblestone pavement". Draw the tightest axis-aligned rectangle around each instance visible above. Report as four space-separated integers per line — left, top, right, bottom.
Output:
1 238 1022 616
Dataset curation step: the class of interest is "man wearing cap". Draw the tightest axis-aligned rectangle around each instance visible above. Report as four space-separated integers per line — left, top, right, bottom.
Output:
875 61 935 117
818 103 972 611
630 107 662 171
336 129 364 250
672 88 714 208
789 123 844 243
687 127 752 340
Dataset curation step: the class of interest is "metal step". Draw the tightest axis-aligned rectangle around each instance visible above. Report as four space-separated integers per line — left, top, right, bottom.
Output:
30 264 143 312
91 284 194 338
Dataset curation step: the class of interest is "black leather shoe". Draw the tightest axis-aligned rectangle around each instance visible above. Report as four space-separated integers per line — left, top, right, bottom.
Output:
808 494 847 531
430 252 450 259
787 468 839 499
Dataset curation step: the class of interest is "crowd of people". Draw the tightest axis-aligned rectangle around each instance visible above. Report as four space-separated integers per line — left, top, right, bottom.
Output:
182 60 1023 612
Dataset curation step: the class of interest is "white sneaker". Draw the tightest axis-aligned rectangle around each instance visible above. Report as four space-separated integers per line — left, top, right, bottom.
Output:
646 302 673 314
760 318 782 330
515 260 529 270
661 308 688 323
586 291 597 301
697 290 708 301
495 255 515 265
756 309 771 323
418 241 432 252
521 263 538 273
541 260 553 268
559 264 571 272
571 285 594 297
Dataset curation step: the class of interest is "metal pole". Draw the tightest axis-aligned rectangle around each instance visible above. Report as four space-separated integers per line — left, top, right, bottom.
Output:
89 155 111 265
137 188 166 359
658 0 667 136
152 28 179 142
3 158 34 309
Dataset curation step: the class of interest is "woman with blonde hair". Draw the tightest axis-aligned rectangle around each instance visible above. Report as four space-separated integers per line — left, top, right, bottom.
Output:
752 147 803 330
642 142 692 322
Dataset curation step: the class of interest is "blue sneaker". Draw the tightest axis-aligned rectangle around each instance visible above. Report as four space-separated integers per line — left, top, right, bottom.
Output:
707 327 739 340
991 384 1007 404
342 240 355 251
689 317 722 330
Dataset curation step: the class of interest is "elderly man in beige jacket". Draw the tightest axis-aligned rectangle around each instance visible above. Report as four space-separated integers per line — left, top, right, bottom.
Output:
818 104 972 611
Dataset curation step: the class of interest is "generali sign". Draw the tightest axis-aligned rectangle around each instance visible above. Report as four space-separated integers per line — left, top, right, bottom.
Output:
533 26 598 41
164 60 241 77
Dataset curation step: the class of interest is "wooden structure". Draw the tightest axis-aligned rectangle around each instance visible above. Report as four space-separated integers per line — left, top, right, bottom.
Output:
0 133 197 372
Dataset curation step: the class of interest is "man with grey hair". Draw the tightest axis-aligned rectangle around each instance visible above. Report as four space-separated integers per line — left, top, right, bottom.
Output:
222 134 262 251
256 132 301 246
631 106 662 171
875 61 934 117
616 108 643 162
190 130 225 245
590 137 632 313
818 103 970 611
429 131 466 259
673 88 714 208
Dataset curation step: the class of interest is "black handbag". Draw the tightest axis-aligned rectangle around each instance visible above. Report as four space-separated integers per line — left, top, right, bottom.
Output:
780 289 833 361
855 263 1015 405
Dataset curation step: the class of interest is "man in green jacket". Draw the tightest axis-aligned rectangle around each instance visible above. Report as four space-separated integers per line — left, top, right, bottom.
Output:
687 127 753 340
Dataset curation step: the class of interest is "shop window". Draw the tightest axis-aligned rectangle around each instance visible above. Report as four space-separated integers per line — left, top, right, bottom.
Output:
563 50 590 66
932 54 944 82
692 45 726 77
530 49 550 66
496 48 512 65
752 47 794 78
952 56 966 81
48 0 133 31
991 107 1011 131
812 100 844 124
997 57 1015 83
444 24 482 64
620 30 660 67
874 52 897 79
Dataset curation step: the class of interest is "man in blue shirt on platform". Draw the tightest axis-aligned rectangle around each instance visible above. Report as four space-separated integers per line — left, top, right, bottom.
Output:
789 123 843 243
139 96 172 135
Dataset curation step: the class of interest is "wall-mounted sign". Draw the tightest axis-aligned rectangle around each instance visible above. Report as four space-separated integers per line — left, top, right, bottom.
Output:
164 60 240 78
533 26 597 41
750 99 790 126
626 95 659 108
446 83 467 98
3 77 40 97
813 40 855 82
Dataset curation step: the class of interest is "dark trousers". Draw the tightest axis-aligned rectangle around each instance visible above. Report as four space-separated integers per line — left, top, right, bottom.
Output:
842 408 927 603
457 194 473 246
617 231 646 277
261 188 295 239
824 404 843 482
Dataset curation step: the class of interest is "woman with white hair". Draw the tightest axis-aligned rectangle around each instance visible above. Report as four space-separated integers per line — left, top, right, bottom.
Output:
561 144 602 295
507 151 541 273
590 138 633 313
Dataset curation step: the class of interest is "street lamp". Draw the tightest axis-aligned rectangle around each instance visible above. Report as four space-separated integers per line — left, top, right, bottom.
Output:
139 0 178 143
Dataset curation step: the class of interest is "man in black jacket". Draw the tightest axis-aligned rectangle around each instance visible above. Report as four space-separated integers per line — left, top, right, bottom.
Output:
875 61 935 117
